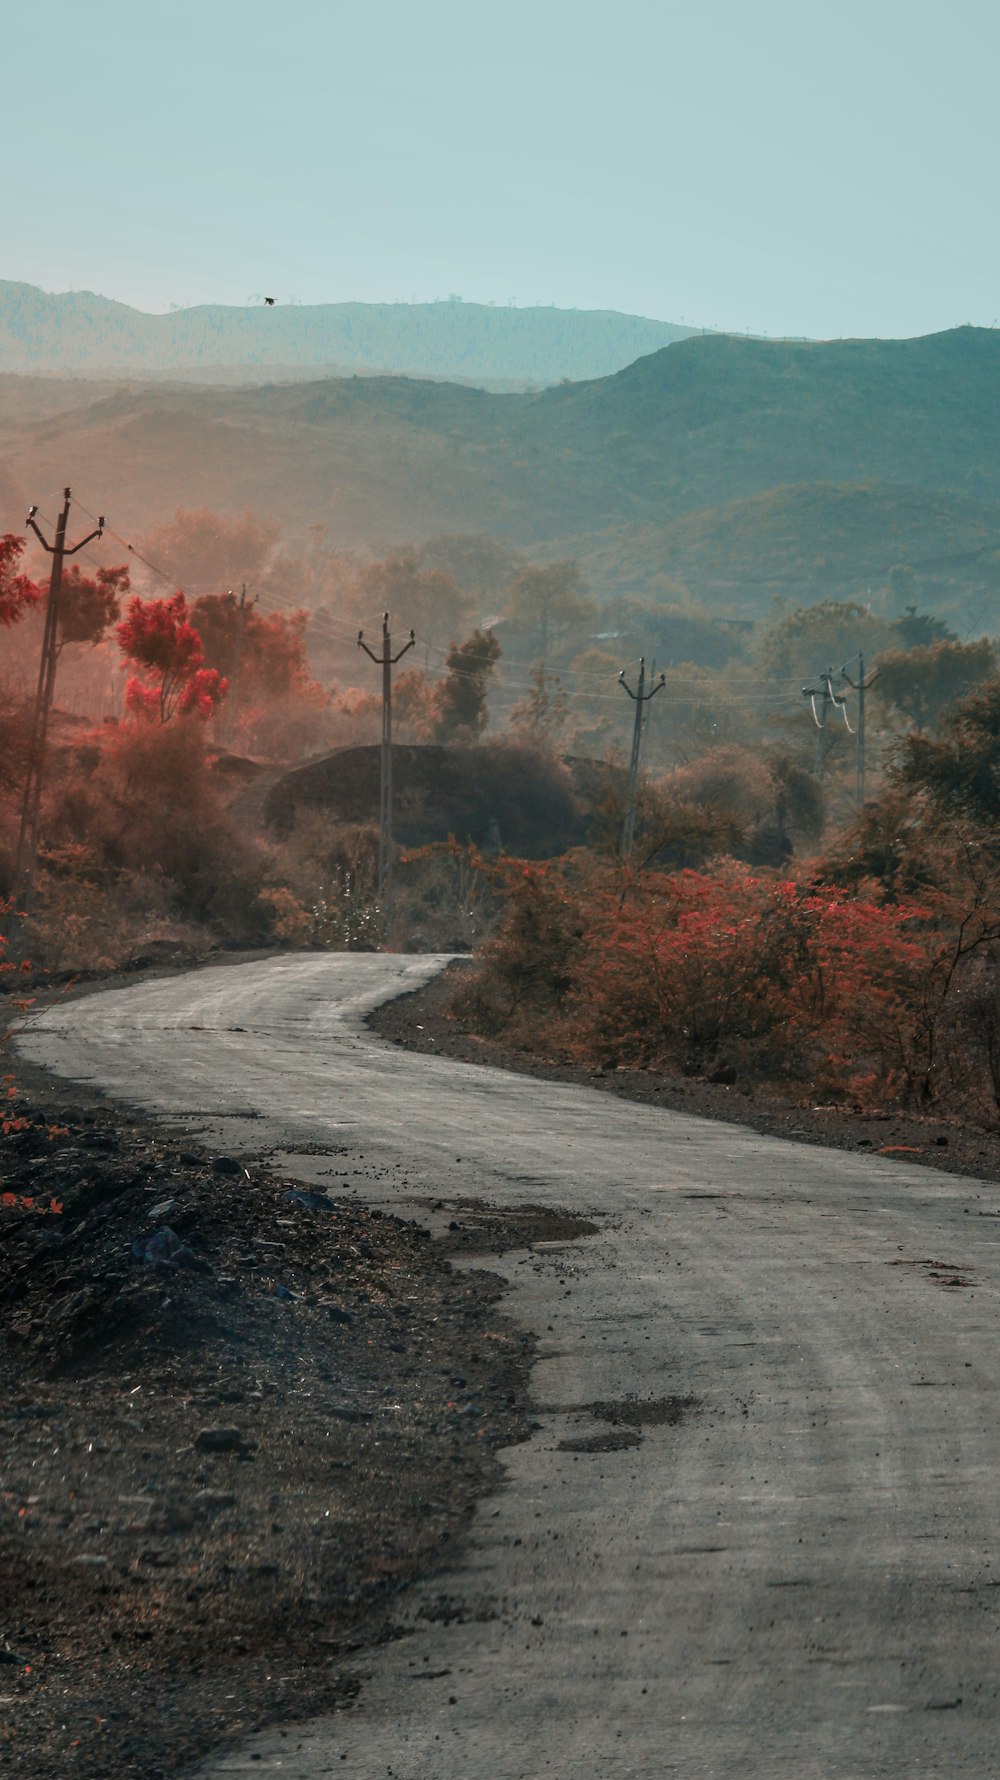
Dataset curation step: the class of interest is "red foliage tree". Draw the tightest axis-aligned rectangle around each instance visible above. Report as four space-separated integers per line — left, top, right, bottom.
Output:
117 591 228 722
190 593 315 699
0 535 41 627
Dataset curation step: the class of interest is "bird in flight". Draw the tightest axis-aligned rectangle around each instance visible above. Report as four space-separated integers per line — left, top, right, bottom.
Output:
264 296 276 306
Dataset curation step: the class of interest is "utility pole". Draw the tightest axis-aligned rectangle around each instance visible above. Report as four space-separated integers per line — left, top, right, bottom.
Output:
358 612 415 913
618 656 665 859
839 653 880 808
14 489 104 927
224 583 255 748
801 667 852 778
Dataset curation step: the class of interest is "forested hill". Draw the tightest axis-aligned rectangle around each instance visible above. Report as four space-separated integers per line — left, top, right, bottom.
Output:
3 325 999 620
0 283 698 385
5 323 997 530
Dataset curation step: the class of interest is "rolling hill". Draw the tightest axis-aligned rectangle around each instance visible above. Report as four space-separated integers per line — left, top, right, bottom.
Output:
0 283 698 386
2 327 998 622
563 482 1000 621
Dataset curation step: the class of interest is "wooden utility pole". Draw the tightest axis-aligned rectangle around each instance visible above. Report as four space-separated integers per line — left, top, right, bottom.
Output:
839 653 880 808
358 612 415 911
224 583 255 748
14 489 104 925
618 656 665 859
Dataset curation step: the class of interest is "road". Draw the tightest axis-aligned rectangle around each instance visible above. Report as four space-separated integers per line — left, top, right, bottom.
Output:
17 955 1000 1779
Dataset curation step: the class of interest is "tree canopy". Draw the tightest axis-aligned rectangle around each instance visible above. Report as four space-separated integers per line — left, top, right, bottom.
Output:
117 592 228 722
0 534 40 627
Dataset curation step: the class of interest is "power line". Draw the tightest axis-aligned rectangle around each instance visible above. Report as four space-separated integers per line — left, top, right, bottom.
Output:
801 667 853 779
61 489 805 709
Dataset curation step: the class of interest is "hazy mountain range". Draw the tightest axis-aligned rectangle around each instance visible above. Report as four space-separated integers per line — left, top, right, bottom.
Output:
2 325 998 626
0 283 699 386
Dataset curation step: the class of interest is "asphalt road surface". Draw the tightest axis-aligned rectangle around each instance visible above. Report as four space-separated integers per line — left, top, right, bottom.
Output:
18 956 1000 1779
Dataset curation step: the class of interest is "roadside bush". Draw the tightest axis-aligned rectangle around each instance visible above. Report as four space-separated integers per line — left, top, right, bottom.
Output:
449 856 588 1038
392 843 505 953
46 721 271 942
272 811 385 950
667 746 775 826
452 857 979 1108
22 863 208 973
566 869 936 1097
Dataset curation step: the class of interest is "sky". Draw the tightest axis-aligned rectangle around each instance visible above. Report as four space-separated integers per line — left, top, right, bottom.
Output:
6 0 998 341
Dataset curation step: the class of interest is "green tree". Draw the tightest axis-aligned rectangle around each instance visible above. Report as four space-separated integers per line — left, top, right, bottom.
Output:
417 534 525 610
897 678 1000 825
138 508 282 594
757 600 893 684
349 549 474 670
890 605 956 650
52 564 130 653
0 534 41 627
504 561 594 660
874 638 998 735
431 630 502 742
508 665 569 748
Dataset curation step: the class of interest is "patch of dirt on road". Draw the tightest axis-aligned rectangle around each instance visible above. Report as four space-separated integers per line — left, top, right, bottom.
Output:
0 1098 533 1780
369 961 1000 1189
420 1198 599 1257
587 1395 698 1429
557 1429 643 1453
555 1395 698 1453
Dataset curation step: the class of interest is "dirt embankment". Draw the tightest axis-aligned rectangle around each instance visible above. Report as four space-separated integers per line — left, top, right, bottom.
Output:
0 1090 535 1780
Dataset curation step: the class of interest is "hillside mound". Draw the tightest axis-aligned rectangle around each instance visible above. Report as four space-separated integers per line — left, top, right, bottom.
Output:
264 742 615 858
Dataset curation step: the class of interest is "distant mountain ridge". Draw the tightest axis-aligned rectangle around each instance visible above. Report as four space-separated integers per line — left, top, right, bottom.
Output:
2 326 998 625
0 283 700 385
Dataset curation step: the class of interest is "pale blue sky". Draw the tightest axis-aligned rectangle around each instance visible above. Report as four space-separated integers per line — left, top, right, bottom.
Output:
6 0 997 339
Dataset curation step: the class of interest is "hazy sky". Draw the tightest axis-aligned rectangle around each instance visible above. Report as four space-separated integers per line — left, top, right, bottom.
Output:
6 0 997 340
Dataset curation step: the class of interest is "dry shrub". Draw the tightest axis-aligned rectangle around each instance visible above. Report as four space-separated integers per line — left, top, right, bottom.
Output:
449 856 589 1040
453 857 962 1106
273 811 384 950
391 844 504 953
0 687 34 891
44 721 273 942
666 745 776 825
23 865 207 974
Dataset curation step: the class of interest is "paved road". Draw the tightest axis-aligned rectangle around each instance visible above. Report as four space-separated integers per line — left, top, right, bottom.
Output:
18 956 1000 1779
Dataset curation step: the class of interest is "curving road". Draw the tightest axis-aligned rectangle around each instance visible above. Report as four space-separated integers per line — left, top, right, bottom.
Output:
17 955 1000 1779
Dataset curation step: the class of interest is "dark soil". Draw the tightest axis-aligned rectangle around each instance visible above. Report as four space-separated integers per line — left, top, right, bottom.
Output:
0 1092 537 1779
367 959 1000 1189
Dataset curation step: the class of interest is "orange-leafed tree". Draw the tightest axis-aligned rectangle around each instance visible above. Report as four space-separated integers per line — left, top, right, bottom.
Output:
117 592 228 722
0 535 41 627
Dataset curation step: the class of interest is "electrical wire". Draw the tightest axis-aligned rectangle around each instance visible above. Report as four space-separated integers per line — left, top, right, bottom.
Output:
62 486 806 708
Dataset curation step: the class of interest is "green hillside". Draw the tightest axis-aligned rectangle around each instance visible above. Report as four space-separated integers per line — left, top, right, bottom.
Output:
564 482 1000 623
2 327 998 621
